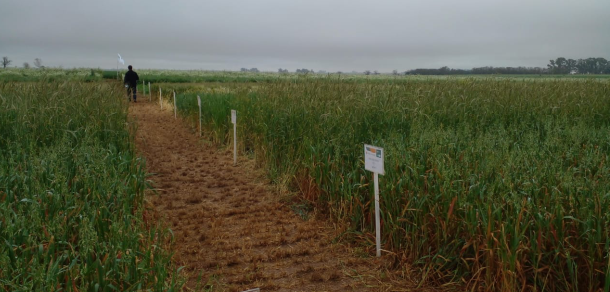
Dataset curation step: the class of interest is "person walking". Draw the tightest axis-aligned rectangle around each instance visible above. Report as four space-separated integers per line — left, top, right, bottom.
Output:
124 65 140 102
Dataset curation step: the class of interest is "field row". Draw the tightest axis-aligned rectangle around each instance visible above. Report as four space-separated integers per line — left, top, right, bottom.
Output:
2 67 610 83
0 82 181 291
156 78 610 291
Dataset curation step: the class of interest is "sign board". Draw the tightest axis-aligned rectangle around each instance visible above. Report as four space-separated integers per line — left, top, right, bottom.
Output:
197 96 201 107
231 110 236 124
364 144 384 175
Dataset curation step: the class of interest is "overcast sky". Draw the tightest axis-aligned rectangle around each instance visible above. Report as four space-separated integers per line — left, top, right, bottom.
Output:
1 0 609 72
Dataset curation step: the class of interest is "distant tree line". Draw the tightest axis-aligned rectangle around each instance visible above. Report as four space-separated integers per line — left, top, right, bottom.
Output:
404 57 610 75
547 57 609 74
295 68 314 74
405 66 545 75
2 57 44 69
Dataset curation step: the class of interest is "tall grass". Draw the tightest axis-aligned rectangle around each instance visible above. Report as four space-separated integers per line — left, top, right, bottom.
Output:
0 68 104 82
0 81 182 291
104 69 610 84
173 77 610 291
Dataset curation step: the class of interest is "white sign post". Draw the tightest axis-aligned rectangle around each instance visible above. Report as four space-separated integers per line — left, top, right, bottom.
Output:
173 91 177 119
197 96 202 137
142 80 145 96
159 88 163 109
231 110 237 165
148 82 151 101
364 144 385 257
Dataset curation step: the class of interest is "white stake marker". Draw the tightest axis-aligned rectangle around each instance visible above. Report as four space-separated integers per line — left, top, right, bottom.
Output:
159 88 163 109
364 144 385 257
148 82 151 101
197 95 202 137
231 109 237 165
142 80 145 96
173 91 177 119
374 172 381 256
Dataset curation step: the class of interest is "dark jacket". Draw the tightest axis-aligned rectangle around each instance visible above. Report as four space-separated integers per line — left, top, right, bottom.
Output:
124 70 139 87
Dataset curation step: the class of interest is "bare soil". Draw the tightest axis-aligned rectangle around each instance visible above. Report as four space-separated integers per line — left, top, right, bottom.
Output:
129 97 434 291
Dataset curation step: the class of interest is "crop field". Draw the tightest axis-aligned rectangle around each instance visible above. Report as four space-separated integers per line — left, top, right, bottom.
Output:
0 81 181 290
164 77 610 291
2 69 610 291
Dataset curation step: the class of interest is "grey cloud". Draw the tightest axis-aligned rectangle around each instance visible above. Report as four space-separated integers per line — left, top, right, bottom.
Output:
1 0 609 72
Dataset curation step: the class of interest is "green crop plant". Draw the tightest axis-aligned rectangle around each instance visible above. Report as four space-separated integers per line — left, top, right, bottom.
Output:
0 68 104 82
173 77 610 291
0 81 182 291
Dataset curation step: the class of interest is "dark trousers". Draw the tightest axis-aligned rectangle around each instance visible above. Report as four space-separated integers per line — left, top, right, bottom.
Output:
127 86 137 101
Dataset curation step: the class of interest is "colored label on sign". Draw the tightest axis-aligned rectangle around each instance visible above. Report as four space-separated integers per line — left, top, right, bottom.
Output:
364 144 384 174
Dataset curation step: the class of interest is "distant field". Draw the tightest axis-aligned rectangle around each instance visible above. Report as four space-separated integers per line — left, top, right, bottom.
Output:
116 69 610 83
2 67 609 83
0 68 104 82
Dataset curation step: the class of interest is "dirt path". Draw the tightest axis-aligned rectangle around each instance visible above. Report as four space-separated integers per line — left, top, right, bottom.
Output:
129 97 428 291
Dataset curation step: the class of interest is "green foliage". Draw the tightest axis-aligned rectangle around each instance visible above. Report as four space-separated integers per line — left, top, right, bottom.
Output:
0 68 104 82
106 69 610 84
0 82 182 290
2 67 609 84
174 77 610 291
103 70 283 83
120 69 610 84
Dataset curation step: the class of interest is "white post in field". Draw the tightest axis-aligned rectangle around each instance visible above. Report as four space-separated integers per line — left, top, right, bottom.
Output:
159 88 163 109
173 91 177 119
148 82 151 101
197 96 202 137
231 110 237 165
364 144 385 257
374 172 380 257
142 80 145 96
